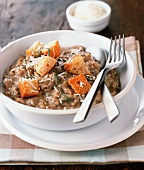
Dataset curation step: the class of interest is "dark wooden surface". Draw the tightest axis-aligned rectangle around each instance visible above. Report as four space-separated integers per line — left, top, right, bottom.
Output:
0 0 144 169
1 163 144 170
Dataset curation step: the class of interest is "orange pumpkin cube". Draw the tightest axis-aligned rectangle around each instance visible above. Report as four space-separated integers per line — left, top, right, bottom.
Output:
26 41 43 57
68 73 91 95
64 54 90 75
41 40 61 58
34 56 57 76
19 78 39 98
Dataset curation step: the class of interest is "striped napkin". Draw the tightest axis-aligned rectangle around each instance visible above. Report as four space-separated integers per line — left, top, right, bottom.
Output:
0 36 143 164
124 36 143 76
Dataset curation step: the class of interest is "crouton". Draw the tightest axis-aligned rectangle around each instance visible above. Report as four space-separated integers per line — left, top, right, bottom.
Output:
26 41 44 57
19 78 39 98
34 56 57 76
68 73 91 95
64 54 90 75
41 40 61 58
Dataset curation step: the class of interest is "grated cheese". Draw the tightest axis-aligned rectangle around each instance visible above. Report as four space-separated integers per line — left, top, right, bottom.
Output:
26 55 45 68
59 98 63 104
54 86 59 92
44 44 55 57
31 89 38 93
73 2 106 21
27 69 31 77
46 96 55 103
70 48 80 54
80 81 85 88
39 78 52 82
58 72 67 77
20 78 38 90
74 93 84 103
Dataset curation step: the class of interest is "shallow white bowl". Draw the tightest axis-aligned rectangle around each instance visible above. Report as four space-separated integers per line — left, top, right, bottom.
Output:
0 30 137 131
66 0 111 32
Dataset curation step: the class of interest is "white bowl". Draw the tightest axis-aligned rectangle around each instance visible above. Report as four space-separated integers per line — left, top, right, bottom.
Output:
66 0 111 32
0 30 137 131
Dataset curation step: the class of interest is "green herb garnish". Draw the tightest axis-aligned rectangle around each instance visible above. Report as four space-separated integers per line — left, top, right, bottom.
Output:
54 72 61 85
58 85 73 102
36 47 42 58
27 75 35 79
47 48 50 56
62 94 73 102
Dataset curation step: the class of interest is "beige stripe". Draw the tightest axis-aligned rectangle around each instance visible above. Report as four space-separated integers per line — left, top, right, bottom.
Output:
107 140 127 148
0 134 13 148
126 131 144 146
138 125 144 132
11 135 35 149
125 36 136 51
118 36 136 51
136 40 143 76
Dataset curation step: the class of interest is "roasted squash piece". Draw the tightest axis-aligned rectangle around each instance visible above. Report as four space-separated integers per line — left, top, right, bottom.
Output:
34 56 57 76
68 73 91 95
26 41 43 57
41 40 61 58
64 54 90 75
19 78 39 98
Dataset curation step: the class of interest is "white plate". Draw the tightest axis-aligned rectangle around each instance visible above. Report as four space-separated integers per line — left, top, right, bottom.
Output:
0 74 144 151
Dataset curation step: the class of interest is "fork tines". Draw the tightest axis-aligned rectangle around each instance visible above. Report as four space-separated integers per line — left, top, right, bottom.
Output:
110 35 125 64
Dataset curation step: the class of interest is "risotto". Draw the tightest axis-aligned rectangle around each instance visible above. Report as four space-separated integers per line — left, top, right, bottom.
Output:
2 40 120 110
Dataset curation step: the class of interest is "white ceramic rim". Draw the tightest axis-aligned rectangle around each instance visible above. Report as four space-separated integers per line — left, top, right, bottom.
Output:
68 20 109 32
0 30 137 115
66 0 111 25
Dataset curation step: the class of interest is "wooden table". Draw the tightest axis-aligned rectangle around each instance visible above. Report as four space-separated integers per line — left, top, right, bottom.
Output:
0 0 144 169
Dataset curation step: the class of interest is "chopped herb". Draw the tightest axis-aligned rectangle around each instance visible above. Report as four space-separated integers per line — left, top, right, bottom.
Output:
47 48 50 56
62 94 73 102
27 75 35 79
58 85 73 102
54 72 61 85
23 59 27 66
95 100 98 103
36 47 42 58
23 59 27 63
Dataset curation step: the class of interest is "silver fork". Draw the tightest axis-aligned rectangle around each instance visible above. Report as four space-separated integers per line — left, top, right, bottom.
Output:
73 35 125 123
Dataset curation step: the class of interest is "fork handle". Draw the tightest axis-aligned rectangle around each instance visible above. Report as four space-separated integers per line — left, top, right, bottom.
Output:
73 68 106 123
102 84 119 122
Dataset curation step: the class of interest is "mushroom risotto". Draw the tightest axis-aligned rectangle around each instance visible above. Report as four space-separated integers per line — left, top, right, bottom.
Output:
2 40 120 110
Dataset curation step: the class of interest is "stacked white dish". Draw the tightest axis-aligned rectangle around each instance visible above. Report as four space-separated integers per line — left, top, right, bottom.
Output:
1 30 144 151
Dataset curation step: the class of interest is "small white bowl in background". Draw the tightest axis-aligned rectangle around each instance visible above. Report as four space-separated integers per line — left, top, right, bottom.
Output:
66 0 111 32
